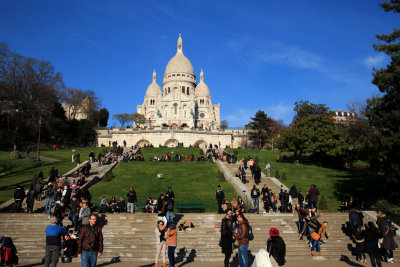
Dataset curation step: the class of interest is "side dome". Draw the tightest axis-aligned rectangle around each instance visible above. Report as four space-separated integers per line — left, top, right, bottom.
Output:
164 34 195 76
195 69 210 97
146 70 162 97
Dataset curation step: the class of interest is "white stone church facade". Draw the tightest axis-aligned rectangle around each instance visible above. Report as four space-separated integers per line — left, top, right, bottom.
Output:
137 34 220 129
96 35 248 148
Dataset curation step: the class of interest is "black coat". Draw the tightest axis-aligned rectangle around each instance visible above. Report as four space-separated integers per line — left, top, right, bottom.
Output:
364 229 380 257
349 211 362 227
14 187 25 200
267 236 286 266
126 191 137 203
220 218 234 255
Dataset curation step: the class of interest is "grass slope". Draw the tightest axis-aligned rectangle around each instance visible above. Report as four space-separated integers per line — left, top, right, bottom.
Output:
138 147 206 160
90 161 238 212
0 147 109 205
227 148 384 211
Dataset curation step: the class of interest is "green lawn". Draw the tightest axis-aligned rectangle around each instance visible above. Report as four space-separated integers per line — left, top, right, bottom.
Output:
0 147 110 205
90 161 238 212
227 148 384 211
138 147 206 160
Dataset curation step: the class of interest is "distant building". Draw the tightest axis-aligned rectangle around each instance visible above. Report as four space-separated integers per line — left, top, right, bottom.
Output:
136 34 220 129
96 35 250 148
329 109 356 124
62 96 90 120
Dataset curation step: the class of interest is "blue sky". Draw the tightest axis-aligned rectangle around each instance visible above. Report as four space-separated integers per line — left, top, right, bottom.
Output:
1 1 397 127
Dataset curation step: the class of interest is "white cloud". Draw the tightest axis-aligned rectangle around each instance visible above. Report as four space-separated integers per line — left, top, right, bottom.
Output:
256 44 322 70
223 103 294 127
265 103 293 124
361 54 387 69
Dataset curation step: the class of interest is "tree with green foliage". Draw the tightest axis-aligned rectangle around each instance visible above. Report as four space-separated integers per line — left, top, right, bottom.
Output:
278 101 347 164
113 113 133 128
94 108 109 127
364 0 400 199
133 113 147 127
248 110 273 148
220 120 228 130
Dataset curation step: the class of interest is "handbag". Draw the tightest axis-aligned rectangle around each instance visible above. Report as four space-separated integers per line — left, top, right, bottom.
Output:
311 232 320 241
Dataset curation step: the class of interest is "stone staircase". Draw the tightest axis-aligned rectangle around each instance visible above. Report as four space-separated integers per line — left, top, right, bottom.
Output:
0 154 119 213
2 212 395 265
215 159 285 209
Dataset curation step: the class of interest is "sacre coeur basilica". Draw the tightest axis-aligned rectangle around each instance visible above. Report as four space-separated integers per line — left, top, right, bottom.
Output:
96 35 247 148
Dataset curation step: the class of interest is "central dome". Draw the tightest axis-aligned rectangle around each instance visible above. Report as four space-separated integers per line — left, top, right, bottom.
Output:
164 34 195 76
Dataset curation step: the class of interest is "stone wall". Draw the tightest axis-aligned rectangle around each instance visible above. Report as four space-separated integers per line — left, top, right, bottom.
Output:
96 128 250 148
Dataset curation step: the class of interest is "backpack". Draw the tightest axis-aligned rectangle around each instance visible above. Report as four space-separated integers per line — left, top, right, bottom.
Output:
248 225 254 241
0 236 17 265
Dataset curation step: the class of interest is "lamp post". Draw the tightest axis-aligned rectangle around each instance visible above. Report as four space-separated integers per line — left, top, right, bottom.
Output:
35 115 42 162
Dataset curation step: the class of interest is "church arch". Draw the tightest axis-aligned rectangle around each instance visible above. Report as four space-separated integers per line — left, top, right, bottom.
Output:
194 140 207 148
164 139 179 147
136 139 151 147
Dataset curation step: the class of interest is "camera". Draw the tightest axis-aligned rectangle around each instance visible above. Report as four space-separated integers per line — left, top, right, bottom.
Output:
89 242 97 249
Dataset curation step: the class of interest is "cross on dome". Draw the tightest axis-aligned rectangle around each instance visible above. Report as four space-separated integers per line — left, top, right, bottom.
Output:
200 69 204 81
177 33 183 54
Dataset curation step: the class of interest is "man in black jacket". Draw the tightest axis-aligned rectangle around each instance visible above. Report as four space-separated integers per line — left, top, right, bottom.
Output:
290 185 299 210
279 189 286 213
251 185 260 214
14 185 25 213
126 187 137 214
216 185 225 214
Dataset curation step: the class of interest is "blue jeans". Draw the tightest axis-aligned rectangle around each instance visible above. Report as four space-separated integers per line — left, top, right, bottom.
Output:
69 214 77 228
45 198 53 215
252 198 259 213
166 211 174 223
311 239 320 252
168 246 176 267
238 244 248 267
81 251 97 267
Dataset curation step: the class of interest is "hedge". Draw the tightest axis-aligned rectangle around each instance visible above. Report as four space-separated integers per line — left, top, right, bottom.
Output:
374 200 400 225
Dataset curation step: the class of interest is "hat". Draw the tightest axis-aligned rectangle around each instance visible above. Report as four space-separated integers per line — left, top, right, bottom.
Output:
269 227 280 237
56 201 61 204
227 210 233 215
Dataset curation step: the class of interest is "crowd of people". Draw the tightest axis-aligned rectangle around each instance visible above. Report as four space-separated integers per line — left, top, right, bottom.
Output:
7 146 400 267
219 209 286 267
347 210 398 265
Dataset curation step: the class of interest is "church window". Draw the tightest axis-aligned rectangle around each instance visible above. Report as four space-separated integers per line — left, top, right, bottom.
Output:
174 104 177 114
168 75 171 78
206 100 209 105
182 87 185 94
168 87 170 93
172 74 175 77
182 74 185 77
177 74 180 76
187 88 189 95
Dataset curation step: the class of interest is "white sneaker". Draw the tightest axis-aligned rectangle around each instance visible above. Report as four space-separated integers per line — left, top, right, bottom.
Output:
388 258 393 263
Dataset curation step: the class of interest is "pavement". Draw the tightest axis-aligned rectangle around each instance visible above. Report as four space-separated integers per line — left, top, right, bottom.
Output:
20 259 400 267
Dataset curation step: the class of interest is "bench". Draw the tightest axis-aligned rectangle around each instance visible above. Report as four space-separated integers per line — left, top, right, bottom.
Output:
175 203 204 213
138 203 148 212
